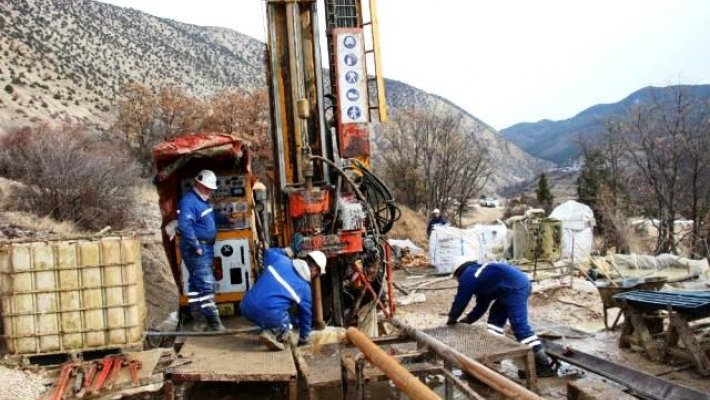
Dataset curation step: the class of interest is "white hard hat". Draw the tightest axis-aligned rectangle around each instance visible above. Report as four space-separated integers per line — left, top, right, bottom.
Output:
307 251 327 275
433 208 440 214
195 170 218 190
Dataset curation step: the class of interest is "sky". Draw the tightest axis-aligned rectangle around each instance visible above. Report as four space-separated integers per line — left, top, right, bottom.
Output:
99 0 710 130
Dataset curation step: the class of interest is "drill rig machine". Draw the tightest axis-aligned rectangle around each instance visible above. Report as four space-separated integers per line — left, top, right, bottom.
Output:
152 0 397 331
262 0 399 329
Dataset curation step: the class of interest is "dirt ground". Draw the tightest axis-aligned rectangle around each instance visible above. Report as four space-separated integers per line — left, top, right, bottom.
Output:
394 267 710 399
460 204 505 227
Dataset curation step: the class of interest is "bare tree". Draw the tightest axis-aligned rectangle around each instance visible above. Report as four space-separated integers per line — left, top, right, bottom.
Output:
155 85 205 138
0 124 140 230
114 81 156 152
676 93 710 256
378 107 490 224
613 86 710 254
203 89 271 172
578 123 633 254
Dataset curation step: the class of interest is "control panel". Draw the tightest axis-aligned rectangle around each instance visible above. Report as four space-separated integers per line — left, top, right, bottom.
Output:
181 173 251 230
181 174 246 200
181 238 254 294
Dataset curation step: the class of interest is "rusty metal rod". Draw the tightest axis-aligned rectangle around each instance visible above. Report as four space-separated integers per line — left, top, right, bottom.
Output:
346 327 440 400
312 275 326 330
353 260 390 317
390 318 544 400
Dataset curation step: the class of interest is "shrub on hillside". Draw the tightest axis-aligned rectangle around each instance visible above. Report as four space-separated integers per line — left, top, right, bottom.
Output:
0 124 141 231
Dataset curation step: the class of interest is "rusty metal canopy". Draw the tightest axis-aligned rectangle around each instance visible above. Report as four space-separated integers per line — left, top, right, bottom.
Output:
151 133 252 289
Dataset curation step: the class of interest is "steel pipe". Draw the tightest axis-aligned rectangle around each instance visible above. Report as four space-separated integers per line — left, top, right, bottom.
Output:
346 327 440 400
144 326 261 337
390 318 544 400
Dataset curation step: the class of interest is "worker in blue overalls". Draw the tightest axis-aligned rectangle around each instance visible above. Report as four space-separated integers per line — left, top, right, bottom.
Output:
446 257 557 377
178 169 230 332
241 247 327 351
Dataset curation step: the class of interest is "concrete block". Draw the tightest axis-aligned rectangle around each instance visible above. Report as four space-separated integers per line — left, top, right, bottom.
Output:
567 379 637 400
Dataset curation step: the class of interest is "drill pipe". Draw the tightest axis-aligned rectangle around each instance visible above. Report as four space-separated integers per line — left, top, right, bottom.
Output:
346 327 440 400
390 318 544 400
312 275 326 330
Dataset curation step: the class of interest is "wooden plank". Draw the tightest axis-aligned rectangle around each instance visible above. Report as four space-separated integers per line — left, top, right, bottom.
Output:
669 313 710 376
170 334 297 382
622 304 662 361
295 343 343 388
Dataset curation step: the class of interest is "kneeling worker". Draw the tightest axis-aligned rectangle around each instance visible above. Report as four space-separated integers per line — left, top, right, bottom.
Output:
240 247 327 350
446 258 557 376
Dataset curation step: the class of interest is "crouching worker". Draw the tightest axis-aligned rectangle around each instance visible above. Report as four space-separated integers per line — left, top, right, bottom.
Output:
446 258 557 377
240 247 327 351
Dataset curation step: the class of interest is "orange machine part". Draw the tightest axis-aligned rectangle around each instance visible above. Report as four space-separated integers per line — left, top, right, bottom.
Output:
338 230 364 253
288 189 331 218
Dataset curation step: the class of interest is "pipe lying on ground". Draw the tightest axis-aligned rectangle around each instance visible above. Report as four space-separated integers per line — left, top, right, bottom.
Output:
346 327 440 400
144 326 261 337
390 318 544 400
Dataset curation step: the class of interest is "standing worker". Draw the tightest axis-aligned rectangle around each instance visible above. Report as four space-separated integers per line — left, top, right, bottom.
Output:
446 258 557 376
178 169 229 332
426 208 447 238
241 247 327 351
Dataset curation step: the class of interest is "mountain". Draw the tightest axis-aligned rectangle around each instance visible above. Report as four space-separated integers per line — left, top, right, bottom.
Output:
0 0 551 189
500 85 710 165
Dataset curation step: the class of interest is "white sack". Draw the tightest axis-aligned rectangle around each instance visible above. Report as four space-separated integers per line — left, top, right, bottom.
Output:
549 200 596 263
429 225 483 274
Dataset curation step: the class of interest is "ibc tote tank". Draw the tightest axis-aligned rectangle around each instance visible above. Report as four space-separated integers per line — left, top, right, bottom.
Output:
0 235 145 355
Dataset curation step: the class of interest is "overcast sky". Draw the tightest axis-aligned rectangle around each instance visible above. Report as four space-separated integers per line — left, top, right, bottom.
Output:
100 0 710 130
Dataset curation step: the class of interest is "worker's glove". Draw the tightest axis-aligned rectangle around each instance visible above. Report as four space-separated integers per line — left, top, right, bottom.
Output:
297 336 310 346
290 233 304 254
446 318 458 326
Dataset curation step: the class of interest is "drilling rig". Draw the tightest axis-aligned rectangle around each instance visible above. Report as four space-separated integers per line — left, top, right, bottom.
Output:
261 0 399 329
153 0 398 330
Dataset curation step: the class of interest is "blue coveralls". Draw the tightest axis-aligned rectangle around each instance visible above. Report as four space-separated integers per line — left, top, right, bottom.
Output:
178 189 228 321
448 262 541 351
240 248 313 341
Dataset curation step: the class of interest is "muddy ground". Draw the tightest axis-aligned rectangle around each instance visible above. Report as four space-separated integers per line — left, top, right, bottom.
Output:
395 266 710 399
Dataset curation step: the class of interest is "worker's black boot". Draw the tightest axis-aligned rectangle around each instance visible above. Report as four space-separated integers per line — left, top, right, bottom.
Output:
206 313 226 332
534 349 557 377
189 309 208 332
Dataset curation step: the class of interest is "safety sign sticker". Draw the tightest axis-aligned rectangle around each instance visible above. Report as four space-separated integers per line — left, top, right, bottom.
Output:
335 29 368 124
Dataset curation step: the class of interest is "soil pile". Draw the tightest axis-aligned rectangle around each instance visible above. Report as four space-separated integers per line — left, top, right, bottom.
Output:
387 205 428 249
142 240 179 330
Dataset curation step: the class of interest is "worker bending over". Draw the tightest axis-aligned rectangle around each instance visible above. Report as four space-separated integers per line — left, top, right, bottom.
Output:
446 258 557 376
241 247 327 351
178 170 232 332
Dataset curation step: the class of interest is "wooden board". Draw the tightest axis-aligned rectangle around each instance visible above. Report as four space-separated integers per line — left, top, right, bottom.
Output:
169 334 297 382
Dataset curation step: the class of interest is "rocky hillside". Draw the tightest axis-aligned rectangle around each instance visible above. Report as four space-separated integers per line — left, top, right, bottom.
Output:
501 84 710 165
0 0 550 189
